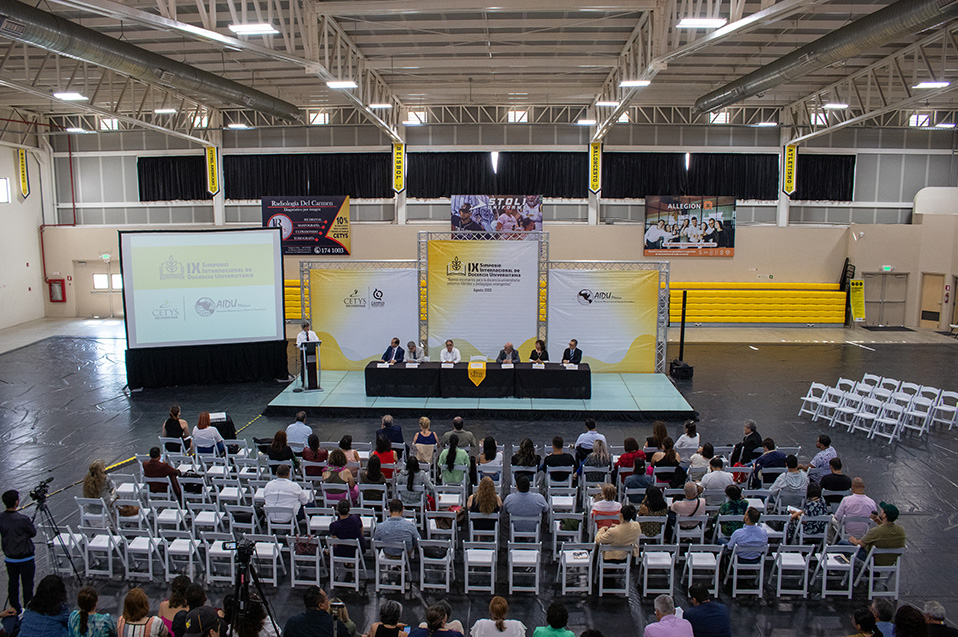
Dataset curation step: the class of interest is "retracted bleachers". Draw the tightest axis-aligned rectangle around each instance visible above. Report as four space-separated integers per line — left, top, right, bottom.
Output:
668 282 845 325
283 279 308 322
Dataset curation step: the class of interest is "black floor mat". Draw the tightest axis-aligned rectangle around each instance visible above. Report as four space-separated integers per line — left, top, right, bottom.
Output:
859 325 914 331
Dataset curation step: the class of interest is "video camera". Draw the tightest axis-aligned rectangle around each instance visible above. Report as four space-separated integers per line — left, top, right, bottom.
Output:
29 478 54 505
221 537 256 565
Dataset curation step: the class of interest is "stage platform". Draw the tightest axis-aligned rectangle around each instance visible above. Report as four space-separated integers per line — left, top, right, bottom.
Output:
265 370 696 420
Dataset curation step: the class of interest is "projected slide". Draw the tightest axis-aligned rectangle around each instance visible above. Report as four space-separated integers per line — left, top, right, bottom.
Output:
119 229 285 349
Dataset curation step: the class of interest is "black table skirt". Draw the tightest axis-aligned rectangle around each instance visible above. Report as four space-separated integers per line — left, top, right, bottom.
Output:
364 362 590 399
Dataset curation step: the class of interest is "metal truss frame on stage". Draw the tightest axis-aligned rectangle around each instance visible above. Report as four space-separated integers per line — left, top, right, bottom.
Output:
298 260 418 322
549 260 670 374
417 231 549 358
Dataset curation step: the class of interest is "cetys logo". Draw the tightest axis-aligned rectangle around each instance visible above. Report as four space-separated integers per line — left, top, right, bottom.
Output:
344 289 366 307
577 289 594 305
195 297 216 317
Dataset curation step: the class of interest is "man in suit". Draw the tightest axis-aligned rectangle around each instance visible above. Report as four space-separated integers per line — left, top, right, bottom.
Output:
562 339 582 364
496 342 519 363
380 337 404 364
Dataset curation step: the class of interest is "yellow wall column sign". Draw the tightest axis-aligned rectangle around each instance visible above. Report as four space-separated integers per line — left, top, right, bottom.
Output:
589 142 602 193
16 149 29 198
392 143 405 192
849 280 866 322
468 361 487 386
783 145 797 195
205 147 220 195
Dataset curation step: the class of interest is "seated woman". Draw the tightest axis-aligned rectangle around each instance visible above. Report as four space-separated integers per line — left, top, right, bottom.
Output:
338 435 363 466
116 587 166 637
528 340 549 362
786 481 829 543
687 442 714 481
372 436 399 480
407 605 463 637
412 417 438 465
161 405 191 452
669 482 706 530
470 597 526 637
650 437 681 485
476 437 502 482
329 499 366 558
82 459 115 507
645 421 668 451
397 456 436 508
638 486 668 537
579 439 612 483
590 483 621 530
323 449 358 503
437 435 470 486
19 575 69 637
613 437 646 483
361 455 388 504
510 438 540 482
302 434 328 477
70 586 117 637
158 576 190 635
367 600 407 637
191 412 225 455
466 477 501 531
267 430 298 473
673 421 700 459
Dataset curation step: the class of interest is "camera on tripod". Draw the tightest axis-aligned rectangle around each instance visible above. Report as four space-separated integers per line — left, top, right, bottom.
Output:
30 478 54 505
221 538 256 566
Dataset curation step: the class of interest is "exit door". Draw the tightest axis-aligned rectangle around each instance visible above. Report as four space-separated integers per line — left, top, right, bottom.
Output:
74 260 124 318
919 273 945 329
862 272 908 327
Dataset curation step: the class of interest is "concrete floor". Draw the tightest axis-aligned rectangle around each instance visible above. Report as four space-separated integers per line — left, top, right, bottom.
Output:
1 318 957 635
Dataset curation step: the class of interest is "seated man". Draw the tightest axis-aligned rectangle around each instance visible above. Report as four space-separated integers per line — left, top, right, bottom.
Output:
624 458 654 503
819 457 852 502
683 583 731 637
769 455 809 509
726 507 768 562
540 436 575 485
495 342 520 364
801 434 837 483
142 446 182 500
263 464 310 523
729 420 763 466
595 504 641 562
847 501 905 565
699 457 734 506
285 411 312 452
373 499 421 557
643 595 693 637
406 341 427 363
832 477 877 540
503 475 549 533
381 337 405 364
328 499 365 557
439 339 461 363
561 339 582 365
749 438 786 487
923 601 958 637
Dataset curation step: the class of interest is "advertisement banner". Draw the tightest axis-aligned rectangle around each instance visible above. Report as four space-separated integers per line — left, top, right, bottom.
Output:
644 195 736 257
308 268 418 370
849 280 865 322
450 195 543 236
262 196 351 256
548 269 659 373
16 149 29 198
427 240 539 360
589 143 602 193
783 145 797 195
205 147 219 195
392 143 405 192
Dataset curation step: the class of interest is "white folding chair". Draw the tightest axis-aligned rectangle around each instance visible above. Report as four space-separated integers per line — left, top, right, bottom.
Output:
114 498 151 531
850 398 883 435
246 534 287 586
204 532 238 585
75 497 111 528
869 402 905 443
507 542 540 594
769 544 814 598
830 393 862 430
901 396 934 438
419 539 454 592
724 543 768 598
188 502 226 534
898 381 921 397
225 504 260 535
152 499 189 534
813 544 858 599
326 537 366 592
558 542 594 595
373 540 412 593
552 512 583 561
265 506 302 537
931 390 958 430
80 525 124 578
545 465 574 492
674 515 709 545
120 528 164 581
113 473 145 502
681 544 723 597
854 546 905 598
834 377 857 393
798 382 829 419
639 544 677 596
468 512 500 543
595 543 631 597
40 524 85 577
815 388 845 423
426 510 457 544
163 529 203 581
463 541 497 594
860 373 882 389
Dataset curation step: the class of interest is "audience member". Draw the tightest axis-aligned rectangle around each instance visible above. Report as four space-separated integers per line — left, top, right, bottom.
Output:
222 593 274 637
373 436 399 480
19 575 68 637
717 484 749 538
750 438 786 486
769 455 809 508
923 601 958 637
329 500 365 558
377 415 405 458
643 595 693 637
683 583 731 637
786 481 829 543
848 501 906 565
820 458 852 500
183 606 223 637
368 600 406 637
327 600 357 637
842 608 879 637
650 438 681 485
532 603 574 637
871 599 897 637
361 456 388 504
540 436 575 485
595 504 640 561
726 508 768 562
699 457 733 505
191 412 225 455
69 586 116 637
624 458 653 502
686 443 714 481
285 412 312 452
407 604 464 637
302 435 328 476
118 587 166 637
158 576 191 635
477 437 503 481
574 419 608 463
580 631 604 637
638 486 669 537
0 489 34 613
673 421 700 458
267 430 298 472
646 421 669 451
426 601 463 635
894 605 928 637
467 477 502 531
171 583 207 637
323 450 358 503
142 447 182 499
398 456 435 507
374 500 421 557
802 434 838 482
440 417 477 450
580 439 613 482
264 464 310 523
413 417 438 464
833 477 878 540
470 597 526 637
82 459 115 505
613 437 646 482
670 482 706 530
338 436 362 465
591 483 622 529
438 435 470 485
161 405 191 452
282 586 349 637
510 438 541 482
503 475 549 532
729 420 762 465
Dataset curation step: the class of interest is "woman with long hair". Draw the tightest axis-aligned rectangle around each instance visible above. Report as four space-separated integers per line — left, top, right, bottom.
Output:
510 438 540 481
412 417 438 464
470 597 526 637
82 459 115 503
222 593 276 637
477 437 501 482
191 412 224 455
580 439 612 483
673 421 700 458
323 449 358 503
338 435 362 465
613 437 646 483
373 436 399 480
267 430 298 472
646 421 668 450
69 586 117 637
366 599 407 637
528 340 548 362
302 434 328 477
157 576 190 634
116 588 167 637
841 608 878 637
20 575 69 636
466 476 502 532
406 604 460 637
638 486 669 537
398 455 435 507
650 437 681 484
160 405 190 452
437 434 469 485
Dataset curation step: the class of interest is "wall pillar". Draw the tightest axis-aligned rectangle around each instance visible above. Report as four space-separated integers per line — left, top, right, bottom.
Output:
588 191 599 225
777 128 791 227
395 190 407 224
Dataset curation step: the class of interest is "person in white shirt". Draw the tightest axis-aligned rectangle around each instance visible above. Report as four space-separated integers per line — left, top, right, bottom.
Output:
470 597 526 637
406 341 427 363
285 411 312 452
685 217 702 243
439 339 461 363
520 195 543 230
574 418 608 463
673 421 701 458
296 321 318 347
644 220 671 248
495 209 519 232
263 464 310 523
698 457 735 505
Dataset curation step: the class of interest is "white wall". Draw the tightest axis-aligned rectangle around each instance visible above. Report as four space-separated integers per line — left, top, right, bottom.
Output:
0 148 44 330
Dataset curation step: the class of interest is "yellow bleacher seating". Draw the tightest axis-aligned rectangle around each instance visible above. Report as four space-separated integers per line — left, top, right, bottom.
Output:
667 282 845 325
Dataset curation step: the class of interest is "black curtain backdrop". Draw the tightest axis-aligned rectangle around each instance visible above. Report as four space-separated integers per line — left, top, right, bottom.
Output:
791 154 856 201
407 152 588 198
602 152 688 198
688 153 779 200
125 340 289 389
138 156 212 201
224 153 392 199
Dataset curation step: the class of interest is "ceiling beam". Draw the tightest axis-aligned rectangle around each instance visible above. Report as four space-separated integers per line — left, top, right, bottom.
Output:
311 0 658 15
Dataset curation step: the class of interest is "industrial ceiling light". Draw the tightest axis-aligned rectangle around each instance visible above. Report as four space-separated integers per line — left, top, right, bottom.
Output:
676 18 727 28
596 100 620 107
227 123 249 129
65 127 92 133
368 103 393 109
53 92 88 101
326 80 358 89
823 102 849 109
934 122 956 128
577 118 597 126
154 108 177 114
619 80 651 88
753 121 778 127
913 81 950 89
228 23 278 35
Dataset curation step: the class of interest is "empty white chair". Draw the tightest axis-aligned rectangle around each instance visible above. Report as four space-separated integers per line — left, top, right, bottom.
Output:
224 504 260 535
850 398 883 435
426 510 458 544
830 394 863 430
815 388 845 422
163 529 203 582
40 524 85 577
724 543 768 598
769 545 814 598
680 544 724 597
595 543 631 597
814 544 858 599
188 502 225 534
204 532 238 585
114 498 151 531
113 473 145 502
898 381 921 397
798 383 829 419
558 542 593 595
869 402 905 443
419 540 454 593
120 529 164 581
901 396 935 438
326 537 366 592
152 500 189 534
463 541 498 594
835 377 857 393
639 544 677 596
860 373 882 389
80 525 123 578
507 542 540 594
854 546 905 598
373 540 412 593
931 391 958 430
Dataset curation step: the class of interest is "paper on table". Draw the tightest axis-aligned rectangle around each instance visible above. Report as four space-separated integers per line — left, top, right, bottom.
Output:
406 362 419 368
441 363 454 368
377 363 389 368
564 364 578 370
500 363 514 369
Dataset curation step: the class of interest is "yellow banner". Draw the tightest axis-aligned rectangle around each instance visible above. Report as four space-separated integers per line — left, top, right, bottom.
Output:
850 279 865 322
392 143 405 192
468 361 486 386
16 149 29 198
205 147 219 195
783 145 797 195
589 142 602 193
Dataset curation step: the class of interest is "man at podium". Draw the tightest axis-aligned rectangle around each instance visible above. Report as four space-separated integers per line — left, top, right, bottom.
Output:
297 321 318 347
